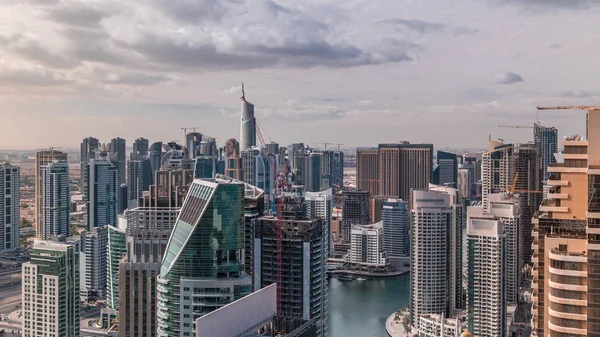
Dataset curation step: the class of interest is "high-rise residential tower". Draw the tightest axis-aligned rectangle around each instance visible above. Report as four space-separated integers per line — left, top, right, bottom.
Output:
332 150 344 189
22 240 80 337
35 148 67 238
410 188 462 329
128 153 152 207
133 137 149 156
381 198 409 259
110 138 127 213
81 137 100 191
157 178 252 337
85 156 118 230
240 85 256 151
0 163 19 252
40 160 70 239
254 216 328 337
467 212 506 337
379 142 433 203
341 190 370 243
533 123 558 182
356 147 379 196
305 188 333 255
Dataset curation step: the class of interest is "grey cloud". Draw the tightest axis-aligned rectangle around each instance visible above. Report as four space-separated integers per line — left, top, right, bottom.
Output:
0 33 79 69
45 4 108 28
494 72 524 85
150 0 227 23
0 67 70 87
383 18 476 35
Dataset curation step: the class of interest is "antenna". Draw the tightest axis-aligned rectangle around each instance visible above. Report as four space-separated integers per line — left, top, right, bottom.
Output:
241 82 245 100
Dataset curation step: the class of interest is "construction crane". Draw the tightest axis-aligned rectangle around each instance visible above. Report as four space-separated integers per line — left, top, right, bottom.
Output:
506 172 543 197
310 142 331 150
537 106 600 111
498 124 533 129
255 119 287 318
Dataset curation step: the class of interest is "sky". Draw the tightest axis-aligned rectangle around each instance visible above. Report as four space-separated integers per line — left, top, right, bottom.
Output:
0 0 598 150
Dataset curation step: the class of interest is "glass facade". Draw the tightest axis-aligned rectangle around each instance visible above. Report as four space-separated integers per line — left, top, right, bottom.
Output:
157 179 251 337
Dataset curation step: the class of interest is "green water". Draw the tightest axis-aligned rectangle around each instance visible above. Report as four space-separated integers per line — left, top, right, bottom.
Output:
328 274 410 337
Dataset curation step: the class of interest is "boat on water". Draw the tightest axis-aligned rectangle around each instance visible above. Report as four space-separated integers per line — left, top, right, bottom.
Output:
336 275 354 281
356 277 366 282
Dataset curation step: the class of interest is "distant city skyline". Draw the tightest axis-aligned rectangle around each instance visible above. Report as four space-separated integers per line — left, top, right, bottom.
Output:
0 1 594 149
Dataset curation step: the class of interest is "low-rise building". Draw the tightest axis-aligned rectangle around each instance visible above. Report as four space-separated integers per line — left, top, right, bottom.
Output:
348 222 387 267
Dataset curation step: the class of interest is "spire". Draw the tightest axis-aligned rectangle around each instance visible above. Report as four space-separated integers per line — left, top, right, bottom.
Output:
241 82 245 101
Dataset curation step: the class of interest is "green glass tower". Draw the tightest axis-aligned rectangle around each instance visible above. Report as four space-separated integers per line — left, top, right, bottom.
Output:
157 178 252 337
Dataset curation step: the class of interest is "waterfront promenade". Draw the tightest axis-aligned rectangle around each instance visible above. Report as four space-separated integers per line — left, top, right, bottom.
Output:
385 309 411 337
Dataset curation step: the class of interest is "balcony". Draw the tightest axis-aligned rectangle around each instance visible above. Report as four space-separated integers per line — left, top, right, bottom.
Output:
548 320 587 335
548 193 569 200
540 205 569 213
547 179 569 186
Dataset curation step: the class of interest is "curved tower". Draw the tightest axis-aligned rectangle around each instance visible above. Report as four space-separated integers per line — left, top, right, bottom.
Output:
240 84 256 151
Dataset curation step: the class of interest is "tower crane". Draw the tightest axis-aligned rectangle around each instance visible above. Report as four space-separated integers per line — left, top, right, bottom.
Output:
498 125 534 129
537 106 600 111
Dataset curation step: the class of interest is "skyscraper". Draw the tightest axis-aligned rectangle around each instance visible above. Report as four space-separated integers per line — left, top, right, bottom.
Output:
305 188 333 255
148 141 163 180
82 226 108 300
467 212 506 337
106 225 126 310
533 122 558 182
119 166 193 337
22 240 80 337
332 150 344 189
380 142 433 203
254 216 328 337
157 178 252 337
128 153 152 208
432 151 458 187
81 137 100 192
35 148 67 238
240 85 256 151
133 137 150 156
110 138 127 213
40 160 70 239
410 188 462 329
0 163 20 253
341 190 370 243
307 152 323 192
356 147 379 196
530 134 588 336
85 156 118 230
381 198 409 259
481 140 513 212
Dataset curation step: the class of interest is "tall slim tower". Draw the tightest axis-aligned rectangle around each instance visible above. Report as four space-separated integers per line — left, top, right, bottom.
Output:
0 163 20 253
467 213 506 337
85 157 118 230
22 240 80 337
533 123 558 182
240 84 256 151
80 137 100 192
342 190 370 243
35 148 67 238
157 178 252 337
110 137 127 213
305 188 333 256
410 188 462 329
40 160 70 239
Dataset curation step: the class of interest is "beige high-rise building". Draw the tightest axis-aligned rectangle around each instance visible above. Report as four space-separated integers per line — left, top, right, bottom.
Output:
35 149 67 238
356 147 379 195
379 143 433 203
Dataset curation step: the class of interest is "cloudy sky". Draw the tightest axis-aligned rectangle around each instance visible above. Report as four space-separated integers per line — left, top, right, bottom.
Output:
0 0 598 150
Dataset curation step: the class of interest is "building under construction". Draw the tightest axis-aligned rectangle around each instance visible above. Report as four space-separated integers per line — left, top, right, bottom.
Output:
254 209 328 337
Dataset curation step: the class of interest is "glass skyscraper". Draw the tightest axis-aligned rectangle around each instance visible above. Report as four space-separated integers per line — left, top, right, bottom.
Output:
157 178 252 337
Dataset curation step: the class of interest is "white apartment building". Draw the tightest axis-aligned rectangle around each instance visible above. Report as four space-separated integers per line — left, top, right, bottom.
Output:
305 188 333 255
348 222 386 266
467 211 506 337
417 313 461 337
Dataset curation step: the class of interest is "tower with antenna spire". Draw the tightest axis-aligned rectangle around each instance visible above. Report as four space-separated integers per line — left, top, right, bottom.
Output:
240 83 257 151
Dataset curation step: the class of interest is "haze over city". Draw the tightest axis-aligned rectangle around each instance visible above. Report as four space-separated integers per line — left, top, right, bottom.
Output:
0 0 596 149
